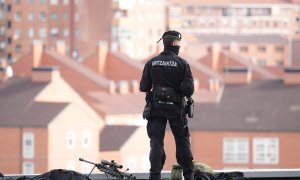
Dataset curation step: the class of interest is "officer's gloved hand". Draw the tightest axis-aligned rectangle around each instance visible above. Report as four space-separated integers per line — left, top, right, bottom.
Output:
143 102 152 120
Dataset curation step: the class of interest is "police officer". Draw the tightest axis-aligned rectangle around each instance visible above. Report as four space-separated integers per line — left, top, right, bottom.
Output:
140 30 194 180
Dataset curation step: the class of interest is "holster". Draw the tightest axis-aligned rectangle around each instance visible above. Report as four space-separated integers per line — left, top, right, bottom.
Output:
143 92 153 120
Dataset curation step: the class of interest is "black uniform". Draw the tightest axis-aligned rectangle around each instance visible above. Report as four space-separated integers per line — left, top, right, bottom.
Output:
140 42 194 180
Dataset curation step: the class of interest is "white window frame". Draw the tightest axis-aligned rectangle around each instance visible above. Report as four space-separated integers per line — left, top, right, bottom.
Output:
66 131 75 148
63 0 69 5
39 12 47 22
28 13 34 21
223 137 249 163
14 12 22 22
82 130 91 148
127 157 136 172
28 28 34 38
50 0 58 5
23 132 35 159
22 162 34 174
39 28 47 38
253 137 279 164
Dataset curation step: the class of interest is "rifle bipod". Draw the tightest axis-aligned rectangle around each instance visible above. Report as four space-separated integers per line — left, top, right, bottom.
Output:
79 158 136 180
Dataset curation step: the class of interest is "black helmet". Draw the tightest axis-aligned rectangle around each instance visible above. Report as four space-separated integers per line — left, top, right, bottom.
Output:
157 30 182 43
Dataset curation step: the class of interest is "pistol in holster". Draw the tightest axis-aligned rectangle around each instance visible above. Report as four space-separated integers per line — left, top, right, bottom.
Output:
181 96 194 119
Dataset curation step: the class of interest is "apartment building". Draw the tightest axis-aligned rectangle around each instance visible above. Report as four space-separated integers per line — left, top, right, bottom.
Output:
168 0 300 66
164 74 300 170
0 66 104 174
0 0 5 63
111 0 166 60
168 0 300 37
3 0 113 62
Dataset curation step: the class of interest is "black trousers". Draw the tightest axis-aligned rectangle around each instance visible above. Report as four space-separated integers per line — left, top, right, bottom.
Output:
147 103 194 180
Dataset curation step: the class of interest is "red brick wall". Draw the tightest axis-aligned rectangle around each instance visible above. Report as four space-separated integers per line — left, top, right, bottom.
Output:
0 127 48 174
164 130 300 171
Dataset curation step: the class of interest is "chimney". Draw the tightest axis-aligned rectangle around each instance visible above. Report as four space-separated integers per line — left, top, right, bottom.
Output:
56 40 66 55
209 78 221 91
109 80 116 94
131 80 139 93
284 67 300 85
32 40 44 67
118 80 129 94
212 42 221 72
31 66 60 82
224 67 252 84
98 41 108 75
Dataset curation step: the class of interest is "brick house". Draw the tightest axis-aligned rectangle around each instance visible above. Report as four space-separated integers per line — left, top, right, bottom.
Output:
0 66 104 174
164 77 300 170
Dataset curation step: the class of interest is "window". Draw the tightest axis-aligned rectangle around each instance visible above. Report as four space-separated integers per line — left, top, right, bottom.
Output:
15 44 22 52
14 12 22 22
275 46 284 52
39 28 47 38
253 137 279 164
127 157 136 172
63 29 69 37
22 162 34 174
50 28 59 37
63 0 69 5
50 12 57 20
257 59 266 66
39 12 47 21
28 13 34 21
15 0 21 4
50 0 58 5
63 13 68 20
39 0 47 4
257 46 266 52
223 137 249 163
28 0 34 4
240 46 248 53
66 131 75 148
66 160 75 170
82 130 90 148
28 28 34 38
275 59 284 66
23 132 34 159
6 21 12 29
6 4 12 12
14 29 22 39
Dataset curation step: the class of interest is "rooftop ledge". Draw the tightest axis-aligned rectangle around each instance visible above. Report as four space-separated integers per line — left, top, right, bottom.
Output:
3 169 300 180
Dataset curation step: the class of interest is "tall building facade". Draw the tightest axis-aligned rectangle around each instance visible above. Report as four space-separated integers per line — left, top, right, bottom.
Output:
168 0 300 37
0 0 5 64
111 0 166 60
3 0 113 62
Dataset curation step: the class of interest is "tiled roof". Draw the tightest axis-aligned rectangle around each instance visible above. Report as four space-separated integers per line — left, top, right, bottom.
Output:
100 125 138 151
190 80 300 132
0 77 67 127
45 50 111 89
88 92 145 115
221 50 280 80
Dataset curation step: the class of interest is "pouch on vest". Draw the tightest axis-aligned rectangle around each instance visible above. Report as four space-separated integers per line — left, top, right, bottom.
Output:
153 87 179 102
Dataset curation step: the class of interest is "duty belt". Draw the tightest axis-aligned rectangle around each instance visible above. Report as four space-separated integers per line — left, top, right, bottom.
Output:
158 101 174 105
